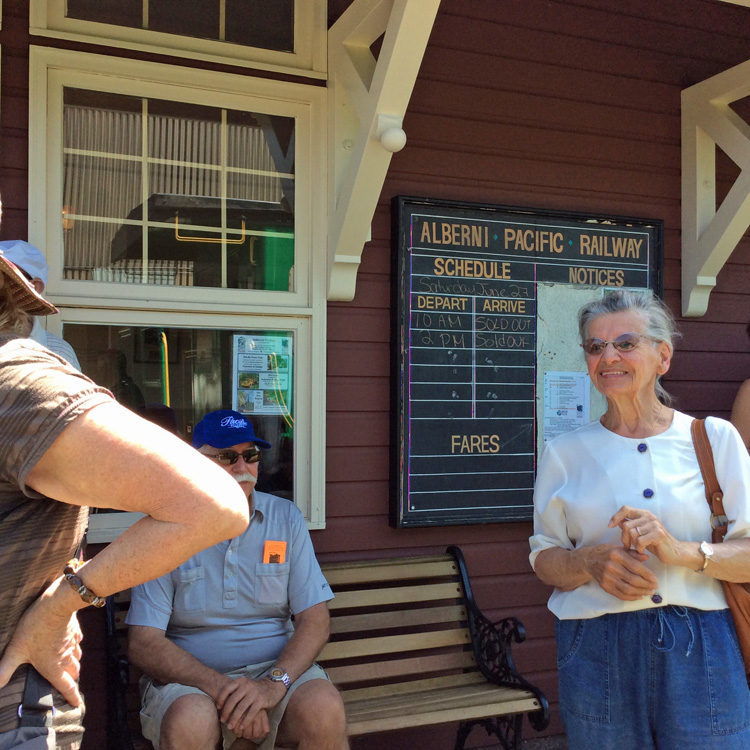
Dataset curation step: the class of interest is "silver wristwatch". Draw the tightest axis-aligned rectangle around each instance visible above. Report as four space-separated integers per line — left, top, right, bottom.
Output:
268 667 291 689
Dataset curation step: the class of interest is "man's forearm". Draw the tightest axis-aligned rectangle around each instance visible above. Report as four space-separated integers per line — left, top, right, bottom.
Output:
273 602 330 683
129 630 229 702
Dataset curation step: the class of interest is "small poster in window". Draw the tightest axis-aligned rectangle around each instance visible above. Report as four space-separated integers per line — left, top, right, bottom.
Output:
232 334 293 420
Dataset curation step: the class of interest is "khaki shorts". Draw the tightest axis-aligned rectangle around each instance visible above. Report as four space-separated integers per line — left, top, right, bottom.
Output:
139 660 329 750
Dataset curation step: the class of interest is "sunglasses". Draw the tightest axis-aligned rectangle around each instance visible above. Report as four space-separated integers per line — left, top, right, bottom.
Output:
204 448 261 466
581 332 654 356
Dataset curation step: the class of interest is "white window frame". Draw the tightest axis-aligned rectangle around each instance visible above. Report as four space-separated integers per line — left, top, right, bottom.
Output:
52 308 325 541
30 47 324 311
31 47 328 539
30 0 327 78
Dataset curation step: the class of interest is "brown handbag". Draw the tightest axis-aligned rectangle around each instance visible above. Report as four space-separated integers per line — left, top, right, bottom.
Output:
691 418 750 673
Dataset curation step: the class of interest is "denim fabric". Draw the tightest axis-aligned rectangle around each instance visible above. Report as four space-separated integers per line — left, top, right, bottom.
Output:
556 608 750 749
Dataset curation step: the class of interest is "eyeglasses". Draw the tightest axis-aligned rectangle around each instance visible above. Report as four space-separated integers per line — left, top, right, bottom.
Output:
203 448 261 466
581 333 654 356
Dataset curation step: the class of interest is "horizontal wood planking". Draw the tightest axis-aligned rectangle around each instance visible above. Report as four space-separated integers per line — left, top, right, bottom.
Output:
324 6 750 746
323 555 456 582
319 627 470 661
3 0 742 747
328 604 467 634
323 650 477 686
327 581 464 610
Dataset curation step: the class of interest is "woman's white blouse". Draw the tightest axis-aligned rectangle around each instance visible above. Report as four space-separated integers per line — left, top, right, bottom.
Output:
529 411 750 619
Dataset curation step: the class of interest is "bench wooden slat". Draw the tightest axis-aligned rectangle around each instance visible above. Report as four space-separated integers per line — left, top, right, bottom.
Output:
345 685 543 735
338 670 487 701
346 683 538 718
328 582 463 610
322 650 477 686
319 626 470 661
322 556 457 586
329 604 467 634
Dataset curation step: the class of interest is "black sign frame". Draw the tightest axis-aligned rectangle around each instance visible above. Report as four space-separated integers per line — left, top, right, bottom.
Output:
391 196 663 528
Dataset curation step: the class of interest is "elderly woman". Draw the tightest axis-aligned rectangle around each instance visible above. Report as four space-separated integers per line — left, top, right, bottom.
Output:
529 290 750 750
0 248 248 749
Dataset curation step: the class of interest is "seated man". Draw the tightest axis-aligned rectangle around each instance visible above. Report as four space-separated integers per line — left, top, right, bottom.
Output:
126 410 348 750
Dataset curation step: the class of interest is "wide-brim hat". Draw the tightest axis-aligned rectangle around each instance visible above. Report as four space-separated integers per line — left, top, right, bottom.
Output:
0 250 57 316
192 409 272 450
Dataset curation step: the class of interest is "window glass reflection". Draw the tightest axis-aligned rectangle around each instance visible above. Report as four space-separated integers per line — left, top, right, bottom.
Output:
62 89 295 292
66 0 294 52
65 323 294 502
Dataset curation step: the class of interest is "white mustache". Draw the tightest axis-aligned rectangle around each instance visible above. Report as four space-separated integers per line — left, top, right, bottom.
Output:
234 472 257 485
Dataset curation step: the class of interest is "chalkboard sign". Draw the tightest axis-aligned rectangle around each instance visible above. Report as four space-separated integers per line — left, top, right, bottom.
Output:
391 197 662 528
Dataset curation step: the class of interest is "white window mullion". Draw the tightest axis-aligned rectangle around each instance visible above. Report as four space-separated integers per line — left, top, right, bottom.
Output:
221 109 228 288
141 99 150 285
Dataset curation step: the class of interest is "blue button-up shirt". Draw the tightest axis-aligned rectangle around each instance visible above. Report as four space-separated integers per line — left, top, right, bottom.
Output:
127 491 333 673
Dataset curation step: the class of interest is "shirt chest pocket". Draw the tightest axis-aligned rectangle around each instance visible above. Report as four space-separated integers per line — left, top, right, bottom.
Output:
173 566 206 611
254 561 290 605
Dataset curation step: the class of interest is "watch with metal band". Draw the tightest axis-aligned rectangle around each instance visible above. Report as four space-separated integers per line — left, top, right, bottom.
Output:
268 668 291 689
699 541 714 573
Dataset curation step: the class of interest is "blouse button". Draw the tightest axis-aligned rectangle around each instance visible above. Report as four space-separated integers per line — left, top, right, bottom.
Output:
638 443 648 453
651 593 663 604
643 488 654 499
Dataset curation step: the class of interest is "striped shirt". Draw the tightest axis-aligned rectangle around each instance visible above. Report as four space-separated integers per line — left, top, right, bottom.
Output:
0 334 111 743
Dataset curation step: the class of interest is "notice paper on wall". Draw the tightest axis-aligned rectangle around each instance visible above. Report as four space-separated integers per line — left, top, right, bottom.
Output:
543 371 590 444
232 333 293 417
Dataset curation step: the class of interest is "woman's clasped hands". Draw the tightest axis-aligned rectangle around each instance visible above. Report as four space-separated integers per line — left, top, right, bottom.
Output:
610 505 684 565
583 505 683 602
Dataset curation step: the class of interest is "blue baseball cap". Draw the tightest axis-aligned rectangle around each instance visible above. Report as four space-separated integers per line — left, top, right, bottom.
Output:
192 409 271 450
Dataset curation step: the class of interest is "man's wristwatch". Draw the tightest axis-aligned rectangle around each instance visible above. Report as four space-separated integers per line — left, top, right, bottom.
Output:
699 541 714 573
268 668 291 689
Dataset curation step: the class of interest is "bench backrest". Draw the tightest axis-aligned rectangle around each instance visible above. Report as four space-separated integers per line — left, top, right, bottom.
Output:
318 552 479 699
106 550 481 747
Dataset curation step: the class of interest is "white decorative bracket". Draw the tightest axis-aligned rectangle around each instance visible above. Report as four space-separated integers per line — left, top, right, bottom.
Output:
327 0 440 301
682 57 750 316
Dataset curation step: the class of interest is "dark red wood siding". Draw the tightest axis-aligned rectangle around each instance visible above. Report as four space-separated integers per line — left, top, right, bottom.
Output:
324 1 750 746
1 0 750 748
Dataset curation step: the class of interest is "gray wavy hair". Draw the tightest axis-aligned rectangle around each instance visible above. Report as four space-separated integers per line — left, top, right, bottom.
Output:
578 289 679 405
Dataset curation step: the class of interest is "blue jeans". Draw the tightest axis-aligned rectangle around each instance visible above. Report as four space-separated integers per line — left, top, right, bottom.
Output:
556 607 750 749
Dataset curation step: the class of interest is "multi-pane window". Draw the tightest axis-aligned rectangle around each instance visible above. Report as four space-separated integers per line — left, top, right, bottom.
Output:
30 49 327 537
31 1 325 75
65 0 294 52
62 90 295 292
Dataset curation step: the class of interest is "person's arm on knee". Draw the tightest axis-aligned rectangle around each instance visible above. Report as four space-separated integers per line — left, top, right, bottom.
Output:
129 625 235 701
217 602 331 738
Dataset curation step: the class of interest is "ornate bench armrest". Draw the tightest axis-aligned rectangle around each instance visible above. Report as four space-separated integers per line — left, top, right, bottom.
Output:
447 546 551 731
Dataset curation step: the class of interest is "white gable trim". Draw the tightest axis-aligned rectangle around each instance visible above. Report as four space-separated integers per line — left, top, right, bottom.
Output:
327 0 440 301
681 57 750 316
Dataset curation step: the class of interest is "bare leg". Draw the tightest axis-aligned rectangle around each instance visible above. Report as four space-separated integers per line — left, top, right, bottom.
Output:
275 679 348 750
160 693 222 750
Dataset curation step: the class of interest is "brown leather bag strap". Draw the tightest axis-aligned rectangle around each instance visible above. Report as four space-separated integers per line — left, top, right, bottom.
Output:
691 418 728 539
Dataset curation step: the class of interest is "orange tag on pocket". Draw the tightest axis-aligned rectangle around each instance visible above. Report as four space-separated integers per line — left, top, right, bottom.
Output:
263 540 287 564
